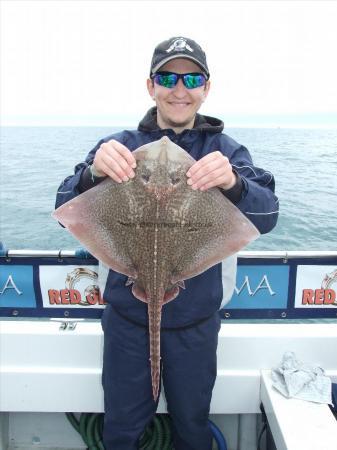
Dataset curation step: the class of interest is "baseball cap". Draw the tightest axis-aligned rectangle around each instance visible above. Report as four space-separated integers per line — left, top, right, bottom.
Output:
150 37 210 79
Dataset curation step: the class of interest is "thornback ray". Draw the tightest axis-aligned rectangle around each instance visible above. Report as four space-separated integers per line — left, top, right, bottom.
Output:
53 136 260 400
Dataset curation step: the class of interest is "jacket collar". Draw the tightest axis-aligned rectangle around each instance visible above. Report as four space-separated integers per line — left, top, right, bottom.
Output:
137 107 224 134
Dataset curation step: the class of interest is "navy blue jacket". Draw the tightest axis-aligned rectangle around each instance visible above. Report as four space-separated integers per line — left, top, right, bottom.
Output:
56 108 279 328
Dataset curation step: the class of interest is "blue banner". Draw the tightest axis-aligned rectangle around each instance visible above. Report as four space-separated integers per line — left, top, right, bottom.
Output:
0 265 36 308
0 254 337 319
226 265 289 309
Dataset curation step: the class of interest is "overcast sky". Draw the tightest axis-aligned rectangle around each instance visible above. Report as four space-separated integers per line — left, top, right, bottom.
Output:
1 0 337 127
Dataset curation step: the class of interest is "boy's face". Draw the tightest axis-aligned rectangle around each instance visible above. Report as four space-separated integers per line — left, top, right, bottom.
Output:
147 58 210 132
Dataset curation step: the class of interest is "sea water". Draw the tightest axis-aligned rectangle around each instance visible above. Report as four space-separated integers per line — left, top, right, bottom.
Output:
0 126 336 251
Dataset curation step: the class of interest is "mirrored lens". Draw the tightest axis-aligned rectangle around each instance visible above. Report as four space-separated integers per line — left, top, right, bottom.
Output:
183 74 206 89
154 73 178 88
153 72 206 89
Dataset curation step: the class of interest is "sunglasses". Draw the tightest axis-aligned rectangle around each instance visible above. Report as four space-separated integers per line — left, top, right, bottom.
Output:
152 71 207 89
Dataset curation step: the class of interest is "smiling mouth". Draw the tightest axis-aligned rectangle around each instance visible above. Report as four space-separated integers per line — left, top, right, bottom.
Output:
169 102 190 107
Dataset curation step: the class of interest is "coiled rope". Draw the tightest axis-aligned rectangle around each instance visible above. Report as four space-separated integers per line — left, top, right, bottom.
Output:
66 412 227 450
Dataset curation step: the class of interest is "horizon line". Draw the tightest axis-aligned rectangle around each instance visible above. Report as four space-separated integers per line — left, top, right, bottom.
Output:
2 112 336 129
1 123 337 130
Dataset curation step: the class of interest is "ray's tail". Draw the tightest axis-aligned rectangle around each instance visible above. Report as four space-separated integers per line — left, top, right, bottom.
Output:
147 301 163 401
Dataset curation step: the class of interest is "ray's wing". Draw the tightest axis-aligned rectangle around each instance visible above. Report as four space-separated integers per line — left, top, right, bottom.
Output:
53 178 137 278
169 186 260 284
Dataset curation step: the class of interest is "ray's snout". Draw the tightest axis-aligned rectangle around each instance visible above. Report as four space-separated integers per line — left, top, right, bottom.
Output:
146 184 173 200
139 145 177 200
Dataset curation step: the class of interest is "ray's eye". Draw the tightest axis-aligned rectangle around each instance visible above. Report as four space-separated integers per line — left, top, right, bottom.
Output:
170 174 181 185
141 172 151 183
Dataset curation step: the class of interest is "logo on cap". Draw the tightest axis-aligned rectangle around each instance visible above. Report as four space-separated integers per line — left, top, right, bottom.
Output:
166 38 193 53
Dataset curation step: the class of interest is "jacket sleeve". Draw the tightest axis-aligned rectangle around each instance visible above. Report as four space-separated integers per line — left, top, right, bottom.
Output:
55 138 105 210
230 145 279 235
